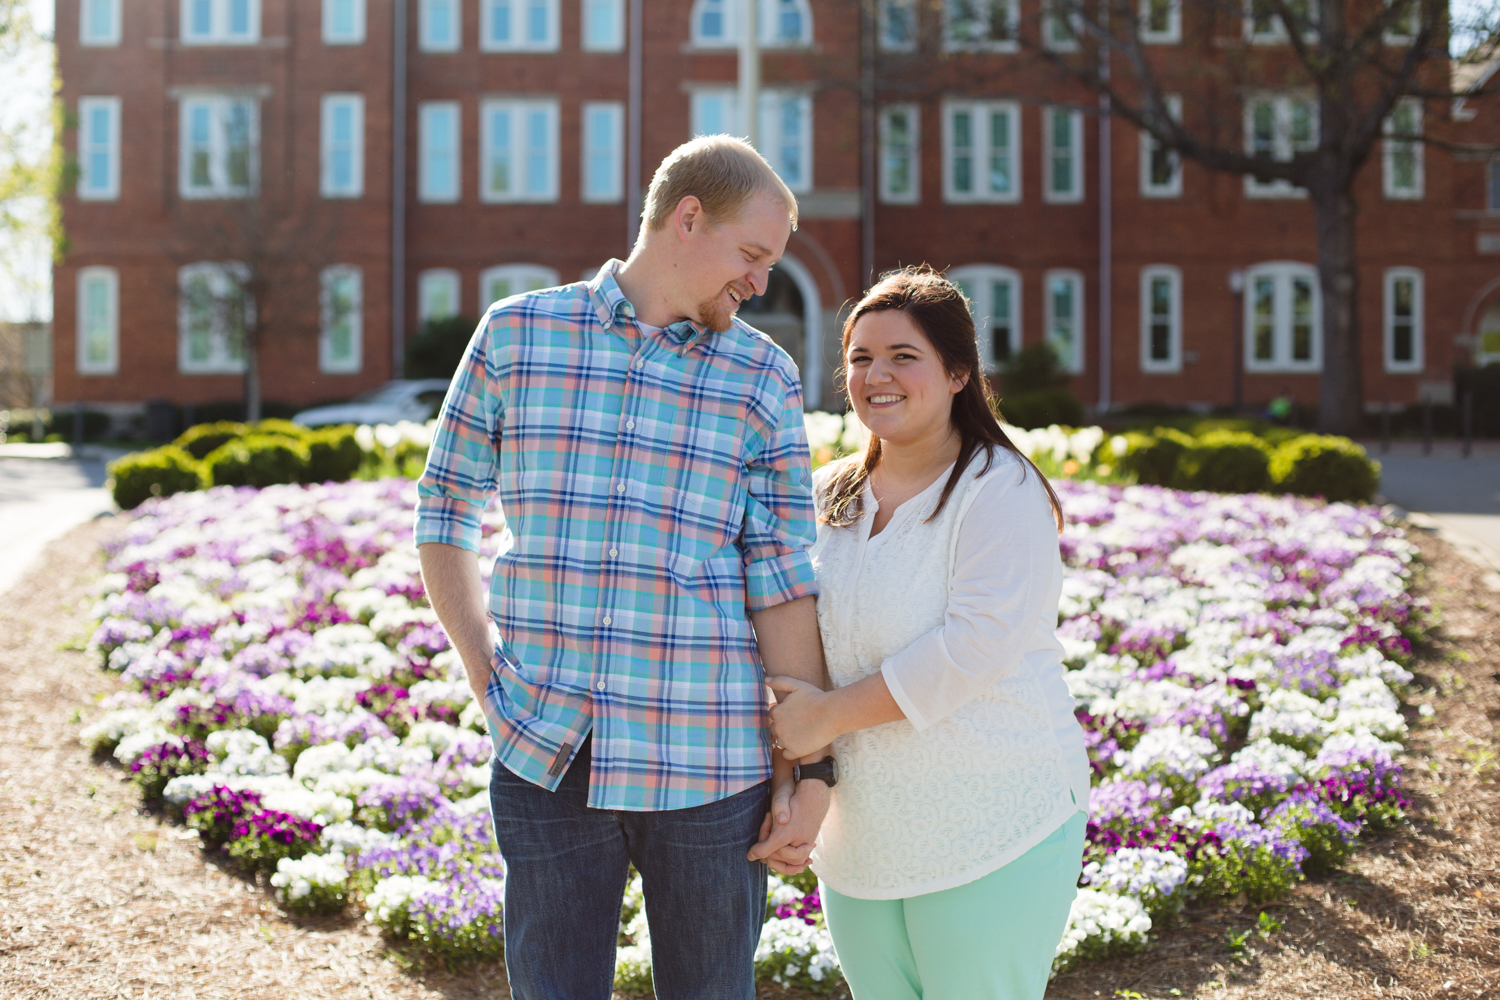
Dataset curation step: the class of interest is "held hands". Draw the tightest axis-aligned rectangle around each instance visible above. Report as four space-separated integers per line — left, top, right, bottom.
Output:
747 776 830 876
766 676 842 761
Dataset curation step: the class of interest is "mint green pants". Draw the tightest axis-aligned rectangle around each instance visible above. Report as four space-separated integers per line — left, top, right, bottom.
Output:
821 812 1086 1000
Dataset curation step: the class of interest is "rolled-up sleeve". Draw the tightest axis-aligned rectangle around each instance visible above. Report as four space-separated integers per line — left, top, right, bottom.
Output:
740 372 819 611
880 460 1064 730
414 316 506 552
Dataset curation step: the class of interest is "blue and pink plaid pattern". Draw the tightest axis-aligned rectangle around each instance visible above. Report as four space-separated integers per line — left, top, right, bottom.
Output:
414 259 818 811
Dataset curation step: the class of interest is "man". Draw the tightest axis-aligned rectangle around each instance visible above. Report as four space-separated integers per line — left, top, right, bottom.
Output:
415 136 834 1000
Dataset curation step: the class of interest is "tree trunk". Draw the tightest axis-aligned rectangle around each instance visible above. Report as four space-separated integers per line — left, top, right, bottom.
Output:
244 327 262 423
1312 183 1364 436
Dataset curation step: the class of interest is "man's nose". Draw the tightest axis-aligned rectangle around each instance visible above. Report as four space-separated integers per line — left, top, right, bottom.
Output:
747 267 769 298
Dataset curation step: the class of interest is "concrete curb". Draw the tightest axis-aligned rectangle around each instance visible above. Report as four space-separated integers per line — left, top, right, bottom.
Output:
0 443 134 462
1380 500 1500 592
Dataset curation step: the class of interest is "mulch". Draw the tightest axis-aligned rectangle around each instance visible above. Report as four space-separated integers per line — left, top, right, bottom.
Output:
1 515 1496 999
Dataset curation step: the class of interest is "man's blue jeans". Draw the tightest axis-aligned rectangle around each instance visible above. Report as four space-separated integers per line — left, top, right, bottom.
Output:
489 736 770 1000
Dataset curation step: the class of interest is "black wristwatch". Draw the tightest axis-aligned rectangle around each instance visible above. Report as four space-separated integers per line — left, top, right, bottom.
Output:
792 756 839 788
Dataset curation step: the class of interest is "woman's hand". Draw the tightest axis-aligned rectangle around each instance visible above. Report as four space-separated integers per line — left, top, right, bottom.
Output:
767 676 842 760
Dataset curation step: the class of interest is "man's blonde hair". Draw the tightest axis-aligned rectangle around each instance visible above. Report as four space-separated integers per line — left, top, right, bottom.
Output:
641 135 798 233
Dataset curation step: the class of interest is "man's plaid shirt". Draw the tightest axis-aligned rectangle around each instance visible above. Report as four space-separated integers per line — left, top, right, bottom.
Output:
414 260 819 811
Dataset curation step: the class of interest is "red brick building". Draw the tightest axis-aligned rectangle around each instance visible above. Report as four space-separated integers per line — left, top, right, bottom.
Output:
51 0 1500 422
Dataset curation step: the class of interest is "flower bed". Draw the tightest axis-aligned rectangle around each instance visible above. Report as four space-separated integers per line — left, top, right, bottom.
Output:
82 459 1423 989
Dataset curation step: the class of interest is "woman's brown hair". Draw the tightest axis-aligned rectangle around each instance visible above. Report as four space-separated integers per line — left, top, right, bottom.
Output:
819 265 1065 532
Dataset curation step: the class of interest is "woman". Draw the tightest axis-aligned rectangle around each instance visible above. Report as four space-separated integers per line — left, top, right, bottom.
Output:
766 267 1091 1000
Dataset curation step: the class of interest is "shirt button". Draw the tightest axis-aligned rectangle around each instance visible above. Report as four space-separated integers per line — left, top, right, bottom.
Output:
626 420 635 430
609 548 619 557
596 680 606 692
634 357 644 369
616 482 625 493
602 616 612 625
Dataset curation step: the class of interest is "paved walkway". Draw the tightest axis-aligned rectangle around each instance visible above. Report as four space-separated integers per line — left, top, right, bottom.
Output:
0 447 123 596
1365 440 1500 577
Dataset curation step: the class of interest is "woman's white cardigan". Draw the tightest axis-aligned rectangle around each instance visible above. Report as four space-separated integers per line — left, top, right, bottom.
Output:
807 449 1091 900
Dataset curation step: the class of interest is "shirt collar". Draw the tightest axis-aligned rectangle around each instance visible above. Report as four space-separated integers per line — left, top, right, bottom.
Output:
588 259 714 356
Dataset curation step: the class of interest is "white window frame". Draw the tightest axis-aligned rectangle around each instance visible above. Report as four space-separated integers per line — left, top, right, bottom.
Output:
943 0 1019 52
1383 267 1423 373
688 0 813 48
879 104 921 204
1044 269 1085 374
879 0 918 51
582 0 625 50
480 97 560 203
419 101 461 203
690 87 739 136
949 264 1021 373
180 0 260 45
943 100 1021 204
1244 261 1321 373
178 262 251 374
481 0 560 52
322 0 367 44
759 89 814 193
418 269 462 324
80 0 122 45
419 0 461 51
78 97 121 201
178 94 259 199
1243 93 1316 198
1139 0 1180 43
1042 0 1080 52
1044 106 1084 203
1140 94 1183 198
320 265 363 374
1139 265 1182 373
1383 0 1420 44
76 266 119 375
581 101 624 203
1383 98 1423 200
480 264 560 312
320 94 365 198
1245 0 1314 42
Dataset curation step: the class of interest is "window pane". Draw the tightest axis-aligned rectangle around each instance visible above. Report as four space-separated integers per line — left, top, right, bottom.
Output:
586 0 617 46
187 277 213 361
528 0 547 42
1050 110 1072 194
1291 101 1314 149
526 109 548 195
1147 0 1171 33
1251 103 1275 157
952 110 973 193
489 110 512 192
701 0 723 38
992 280 1011 361
488 277 512 304
885 110 912 195
86 0 114 39
1251 0 1275 34
1391 277 1414 363
586 108 615 198
778 0 802 40
1149 276 1172 362
84 278 110 363
883 0 914 45
1149 139 1175 187
1252 277 1275 361
1291 277 1314 361
1050 276 1076 368
430 0 453 43
1489 160 1500 211
332 0 356 35
190 105 212 187
779 98 803 186
985 0 1012 40
226 103 251 188
229 0 251 35
988 110 1011 194
190 0 212 35
490 0 511 41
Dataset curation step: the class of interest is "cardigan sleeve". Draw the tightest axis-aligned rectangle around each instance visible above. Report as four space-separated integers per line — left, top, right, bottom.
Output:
878 456 1064 731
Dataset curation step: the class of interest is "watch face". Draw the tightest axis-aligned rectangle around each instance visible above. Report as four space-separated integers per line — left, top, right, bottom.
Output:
829 757 839 785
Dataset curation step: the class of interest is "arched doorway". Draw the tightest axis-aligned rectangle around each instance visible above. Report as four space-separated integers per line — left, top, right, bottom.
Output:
739 255 823 409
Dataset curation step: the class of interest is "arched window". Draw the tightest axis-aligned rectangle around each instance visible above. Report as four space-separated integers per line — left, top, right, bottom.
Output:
418 268 461 324
1244 262 1320 372
948 264 1021 373
480 264 560 313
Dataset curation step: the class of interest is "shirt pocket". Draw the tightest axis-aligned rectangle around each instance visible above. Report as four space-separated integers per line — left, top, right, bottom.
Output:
666 461 745 557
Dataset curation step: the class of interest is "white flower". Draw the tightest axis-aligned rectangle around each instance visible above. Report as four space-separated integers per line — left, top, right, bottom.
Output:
319 821 395 857
206 728 288 777
271 852 348 901
1051 889 1151 978
1115 726 1218 782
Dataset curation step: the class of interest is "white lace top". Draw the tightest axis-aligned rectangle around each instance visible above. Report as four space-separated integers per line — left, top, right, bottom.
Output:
807 449 1091 899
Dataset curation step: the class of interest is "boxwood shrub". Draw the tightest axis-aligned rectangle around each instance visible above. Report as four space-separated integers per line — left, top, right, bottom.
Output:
1119 427 1195 487
1269 435 1381 503
306 426 364 483
108 446 210 510
1181 430 1272 493
997 388 1086 430
175 421 248 460
205 434 312 488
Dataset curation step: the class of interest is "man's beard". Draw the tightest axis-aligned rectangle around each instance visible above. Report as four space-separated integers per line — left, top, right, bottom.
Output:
694 288 737 333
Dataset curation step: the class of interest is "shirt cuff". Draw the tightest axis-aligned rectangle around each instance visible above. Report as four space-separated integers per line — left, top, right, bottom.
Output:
743 550 819 612
880 659 934 732
413 494 484 552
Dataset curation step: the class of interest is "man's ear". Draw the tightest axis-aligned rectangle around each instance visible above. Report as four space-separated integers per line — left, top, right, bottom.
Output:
674 196 705 241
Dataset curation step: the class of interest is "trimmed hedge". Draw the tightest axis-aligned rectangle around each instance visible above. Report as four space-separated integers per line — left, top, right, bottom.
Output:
176 421 248 460
109 446 209 510
1120 427 1196 487
1269 435 1381 503
997 389 1086 430
205 434 312 488
305 426 364 483
1181 431 1272 494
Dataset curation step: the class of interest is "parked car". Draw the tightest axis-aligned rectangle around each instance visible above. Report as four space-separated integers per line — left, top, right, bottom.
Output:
291 379 451 428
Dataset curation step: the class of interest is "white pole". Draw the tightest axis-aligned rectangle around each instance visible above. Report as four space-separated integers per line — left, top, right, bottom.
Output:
738 0 760 147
